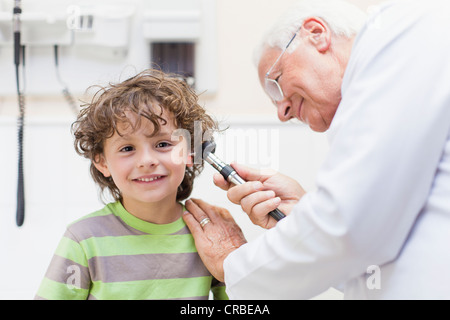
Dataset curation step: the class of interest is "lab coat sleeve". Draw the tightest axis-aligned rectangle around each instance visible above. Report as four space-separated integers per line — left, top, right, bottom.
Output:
223 3 450 299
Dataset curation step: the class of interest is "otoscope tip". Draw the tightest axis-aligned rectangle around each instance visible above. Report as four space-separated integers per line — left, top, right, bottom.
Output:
202 140 216 157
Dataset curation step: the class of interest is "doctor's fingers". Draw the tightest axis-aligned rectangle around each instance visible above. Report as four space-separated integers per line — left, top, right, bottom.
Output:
239 190 276 215
183 210 207 239
213 173 231 191
212 163 263 192
226 181 264 205
185 198 222 223
241 192 281 229
230 162 277 182
184 199 246 247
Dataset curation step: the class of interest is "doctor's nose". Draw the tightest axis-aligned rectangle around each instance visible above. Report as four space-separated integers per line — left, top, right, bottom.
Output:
276 99 294 122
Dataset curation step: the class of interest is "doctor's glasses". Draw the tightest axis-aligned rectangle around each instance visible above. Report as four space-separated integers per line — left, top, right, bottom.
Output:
264 27 301 103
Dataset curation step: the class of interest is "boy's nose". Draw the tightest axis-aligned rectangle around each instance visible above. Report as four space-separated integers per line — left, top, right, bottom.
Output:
137 150 159 168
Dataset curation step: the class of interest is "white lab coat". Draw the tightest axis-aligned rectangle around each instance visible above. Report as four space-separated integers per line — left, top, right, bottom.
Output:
224 0 450 299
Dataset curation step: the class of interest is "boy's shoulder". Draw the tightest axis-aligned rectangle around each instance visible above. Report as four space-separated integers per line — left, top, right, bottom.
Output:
68 203 115 226
65 202 122 242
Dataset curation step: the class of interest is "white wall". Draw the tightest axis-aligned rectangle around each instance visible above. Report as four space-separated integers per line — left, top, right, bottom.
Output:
0 0 385 300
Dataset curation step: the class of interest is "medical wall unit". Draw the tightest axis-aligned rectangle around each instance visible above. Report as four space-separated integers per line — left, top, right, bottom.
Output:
0 0 217 95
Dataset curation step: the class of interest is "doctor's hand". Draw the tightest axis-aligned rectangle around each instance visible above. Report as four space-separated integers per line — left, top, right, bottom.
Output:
213 163 306 229
183 198 247 283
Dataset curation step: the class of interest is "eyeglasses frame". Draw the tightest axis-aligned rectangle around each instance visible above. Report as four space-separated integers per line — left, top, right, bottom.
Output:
264 27 301 103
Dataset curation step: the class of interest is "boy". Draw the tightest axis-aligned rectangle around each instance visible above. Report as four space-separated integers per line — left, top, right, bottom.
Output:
35 69 227 300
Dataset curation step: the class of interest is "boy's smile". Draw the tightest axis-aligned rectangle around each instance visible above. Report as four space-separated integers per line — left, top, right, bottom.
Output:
133 175 166 183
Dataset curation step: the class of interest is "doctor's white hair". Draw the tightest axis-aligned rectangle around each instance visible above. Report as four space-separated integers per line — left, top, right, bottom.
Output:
254 0 367 65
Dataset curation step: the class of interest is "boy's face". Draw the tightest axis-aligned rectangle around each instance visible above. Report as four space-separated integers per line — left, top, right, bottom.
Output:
94 108 191 212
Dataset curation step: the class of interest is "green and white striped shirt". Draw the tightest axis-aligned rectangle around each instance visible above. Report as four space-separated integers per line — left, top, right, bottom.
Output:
35 201 227 300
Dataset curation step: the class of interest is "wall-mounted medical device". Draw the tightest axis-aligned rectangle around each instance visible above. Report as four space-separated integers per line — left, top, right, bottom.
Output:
0 0 217 95
71 4 134 49
143 0 217 93
0 2 133 48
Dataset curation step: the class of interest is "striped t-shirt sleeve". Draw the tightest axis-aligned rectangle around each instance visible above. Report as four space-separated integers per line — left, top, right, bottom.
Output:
35 230 90 300
211 278 228 300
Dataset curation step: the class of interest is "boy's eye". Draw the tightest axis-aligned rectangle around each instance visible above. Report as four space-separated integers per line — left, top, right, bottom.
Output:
120 146 134 152
156 142 172 148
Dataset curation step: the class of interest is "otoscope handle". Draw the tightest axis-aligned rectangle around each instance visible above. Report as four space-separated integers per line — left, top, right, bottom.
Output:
269 208 286 221
202 141 286 222
220 164 286 221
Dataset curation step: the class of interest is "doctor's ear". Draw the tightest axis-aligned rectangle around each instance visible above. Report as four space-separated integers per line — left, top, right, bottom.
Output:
302 17 331 53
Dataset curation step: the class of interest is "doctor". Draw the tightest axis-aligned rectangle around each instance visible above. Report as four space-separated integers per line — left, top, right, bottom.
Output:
183 0 450 299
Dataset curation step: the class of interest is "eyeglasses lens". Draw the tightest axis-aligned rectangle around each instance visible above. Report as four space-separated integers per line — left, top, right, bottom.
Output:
265 78 283 102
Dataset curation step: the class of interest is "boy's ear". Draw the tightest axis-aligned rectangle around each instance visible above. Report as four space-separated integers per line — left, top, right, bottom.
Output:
186 153 194 168
93 154 111 178
302 17 331 53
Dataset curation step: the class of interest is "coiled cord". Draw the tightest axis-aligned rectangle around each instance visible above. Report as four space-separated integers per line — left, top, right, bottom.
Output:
16 64 25 227
54 45 78 116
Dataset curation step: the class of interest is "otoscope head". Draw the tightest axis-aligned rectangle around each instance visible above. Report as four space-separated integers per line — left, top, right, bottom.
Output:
202 140 216 158
201 140 246 186
202 140 226 172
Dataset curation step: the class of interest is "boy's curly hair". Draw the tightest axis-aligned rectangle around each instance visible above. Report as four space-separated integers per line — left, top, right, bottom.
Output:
72 69 218 202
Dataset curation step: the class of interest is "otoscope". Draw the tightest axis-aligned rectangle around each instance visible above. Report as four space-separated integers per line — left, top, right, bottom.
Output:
202 141 286 221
